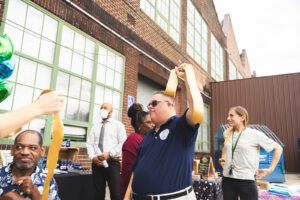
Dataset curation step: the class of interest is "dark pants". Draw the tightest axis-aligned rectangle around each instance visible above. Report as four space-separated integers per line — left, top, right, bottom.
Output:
222 177 258 200
92 161 120 200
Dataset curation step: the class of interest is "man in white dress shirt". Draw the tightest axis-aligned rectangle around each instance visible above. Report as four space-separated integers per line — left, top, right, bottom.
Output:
86 102 126 200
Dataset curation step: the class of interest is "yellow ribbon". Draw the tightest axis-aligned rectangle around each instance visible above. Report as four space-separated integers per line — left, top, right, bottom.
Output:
37 90 64 200
165 64 204 124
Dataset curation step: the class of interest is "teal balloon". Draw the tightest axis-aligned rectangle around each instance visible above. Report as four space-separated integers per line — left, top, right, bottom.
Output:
0 34 14 62
0 81 13 103
0 59 16 82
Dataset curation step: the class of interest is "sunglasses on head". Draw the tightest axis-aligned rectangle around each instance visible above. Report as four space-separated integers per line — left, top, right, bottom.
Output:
147 100 169 108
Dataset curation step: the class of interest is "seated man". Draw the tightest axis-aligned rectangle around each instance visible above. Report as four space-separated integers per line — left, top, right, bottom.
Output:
0 130 59 200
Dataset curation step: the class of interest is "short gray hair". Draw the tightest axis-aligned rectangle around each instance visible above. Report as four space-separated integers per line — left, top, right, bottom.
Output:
152 91 175 106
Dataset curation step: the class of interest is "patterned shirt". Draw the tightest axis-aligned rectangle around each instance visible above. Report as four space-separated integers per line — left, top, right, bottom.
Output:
0 163 59 199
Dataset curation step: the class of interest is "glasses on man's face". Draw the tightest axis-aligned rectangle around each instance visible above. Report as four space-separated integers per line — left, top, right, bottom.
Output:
147 100 169 108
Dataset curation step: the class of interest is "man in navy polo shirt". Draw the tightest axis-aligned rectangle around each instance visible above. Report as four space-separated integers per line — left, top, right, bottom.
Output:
124 64 203 200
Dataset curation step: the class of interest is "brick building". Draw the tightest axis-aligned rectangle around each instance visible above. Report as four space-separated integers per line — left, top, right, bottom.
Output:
0 0 251 168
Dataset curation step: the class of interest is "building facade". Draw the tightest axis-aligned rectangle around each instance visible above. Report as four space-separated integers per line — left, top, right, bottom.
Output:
0 0 251 168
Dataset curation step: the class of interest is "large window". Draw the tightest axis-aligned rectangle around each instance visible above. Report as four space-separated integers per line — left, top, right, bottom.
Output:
229 60 237 80
195 104 210 152
186 0 208 71
0 0 125 145
211 34 224 81
140 0 181 44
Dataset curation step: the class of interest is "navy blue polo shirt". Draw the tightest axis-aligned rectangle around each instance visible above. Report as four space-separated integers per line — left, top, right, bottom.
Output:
131 111 200 195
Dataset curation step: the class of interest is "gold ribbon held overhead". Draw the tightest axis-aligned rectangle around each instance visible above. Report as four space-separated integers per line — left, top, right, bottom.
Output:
38 90 64 200
165 64 204 124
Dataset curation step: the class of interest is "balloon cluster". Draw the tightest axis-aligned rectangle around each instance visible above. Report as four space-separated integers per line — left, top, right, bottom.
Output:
0 34 15 103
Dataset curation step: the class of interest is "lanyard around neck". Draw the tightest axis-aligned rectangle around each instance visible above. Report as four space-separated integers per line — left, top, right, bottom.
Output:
231 128 245 159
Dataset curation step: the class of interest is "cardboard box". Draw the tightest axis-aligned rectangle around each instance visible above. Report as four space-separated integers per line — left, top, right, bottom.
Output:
58 147 79 163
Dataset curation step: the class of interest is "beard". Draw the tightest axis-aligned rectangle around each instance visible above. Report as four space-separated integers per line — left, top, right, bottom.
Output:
13 159 35 170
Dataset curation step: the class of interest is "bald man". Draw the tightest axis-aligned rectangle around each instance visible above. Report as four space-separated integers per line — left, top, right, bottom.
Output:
86 102 126 200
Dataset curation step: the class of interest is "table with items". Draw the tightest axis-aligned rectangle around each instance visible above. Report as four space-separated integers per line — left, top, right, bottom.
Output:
54 169 96 200
193 177 223 200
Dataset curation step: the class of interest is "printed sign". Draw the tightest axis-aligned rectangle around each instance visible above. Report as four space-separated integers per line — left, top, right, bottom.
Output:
198 156 211 175
127 95 134 110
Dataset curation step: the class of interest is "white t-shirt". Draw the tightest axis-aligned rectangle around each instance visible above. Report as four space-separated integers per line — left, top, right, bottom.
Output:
223 127 277 180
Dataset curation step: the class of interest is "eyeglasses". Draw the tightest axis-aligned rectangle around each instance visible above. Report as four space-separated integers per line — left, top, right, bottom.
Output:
147 100 169 108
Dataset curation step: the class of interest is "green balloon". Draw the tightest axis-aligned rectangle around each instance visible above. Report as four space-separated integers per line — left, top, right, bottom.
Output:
0 34 14 62
0 81 13 103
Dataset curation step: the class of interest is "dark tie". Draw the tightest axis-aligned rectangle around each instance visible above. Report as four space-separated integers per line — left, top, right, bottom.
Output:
98 121 106 152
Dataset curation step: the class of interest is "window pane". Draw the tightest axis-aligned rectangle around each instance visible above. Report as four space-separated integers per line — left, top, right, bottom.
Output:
66 98 79 120
36 64 52 89
85 38 95 60
83 58 93 79
4 22 23 52
114 72 122 90
94 85 104 105
105 68 114 87
107 51 115 70
26 6 43 34
115 56 123 73
7 0 27 26
33 88 43 101
29 118 46 134
98 46 107 65
17 58 36 87
81 80 91 101
22 31 40 58
61 25 74 49
104 88 113 104
59 47 72 70
13 84 33 109
74 32 85 53
97 64 106 83
39 39 55 63
71 52 84 75
56 71 69 96
113 110 119 120
93 104 100 124
69 76 81 99
79 101 89 122
42 15 58 41
113 91 120 109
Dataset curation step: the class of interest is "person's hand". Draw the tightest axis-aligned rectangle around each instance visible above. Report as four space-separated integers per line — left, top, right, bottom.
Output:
219 158 225 168
256 168 272 180
99 152 110 161
0 191 26 200
175 63 187 80
93 156 104 166
34 91 64 115
13 176 40 197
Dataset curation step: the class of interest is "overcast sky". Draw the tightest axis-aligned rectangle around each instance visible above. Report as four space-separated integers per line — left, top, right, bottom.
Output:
213 0 300 77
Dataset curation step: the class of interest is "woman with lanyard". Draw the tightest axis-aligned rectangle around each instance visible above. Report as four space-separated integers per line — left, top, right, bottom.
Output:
219 106 283 200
